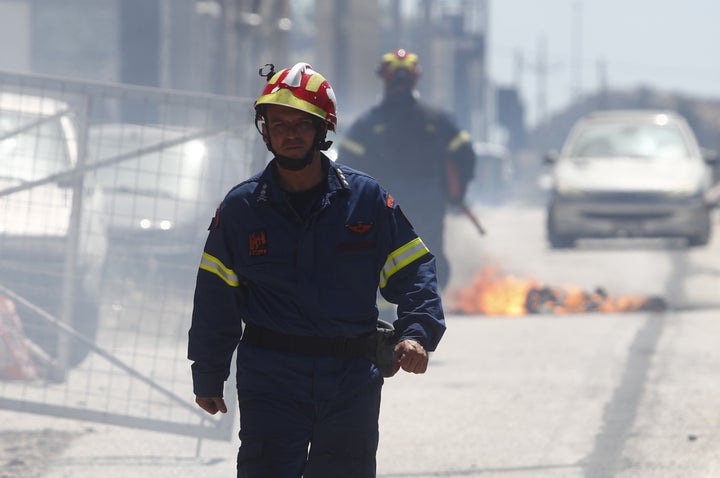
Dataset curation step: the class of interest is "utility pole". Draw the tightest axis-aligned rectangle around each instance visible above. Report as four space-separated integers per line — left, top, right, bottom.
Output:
515 35 563 126
596 57 608 108
390 0 402 47
222 0 239 96
536 35 548 124
571 0 583 100
597 57 608 93
316 0 381 118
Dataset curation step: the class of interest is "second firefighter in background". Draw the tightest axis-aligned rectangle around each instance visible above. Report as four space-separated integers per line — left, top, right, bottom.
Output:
339 49 477 290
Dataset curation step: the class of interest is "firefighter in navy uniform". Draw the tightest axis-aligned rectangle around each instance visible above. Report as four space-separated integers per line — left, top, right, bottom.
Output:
339 49 476 290
187 62 446 478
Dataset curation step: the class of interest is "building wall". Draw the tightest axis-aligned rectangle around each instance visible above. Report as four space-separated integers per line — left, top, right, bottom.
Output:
315 0 382 125
30 0 118 82
0 0 31 72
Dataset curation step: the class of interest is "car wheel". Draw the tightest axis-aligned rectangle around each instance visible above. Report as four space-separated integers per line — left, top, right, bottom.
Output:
548 232 576 249
547 210 576 249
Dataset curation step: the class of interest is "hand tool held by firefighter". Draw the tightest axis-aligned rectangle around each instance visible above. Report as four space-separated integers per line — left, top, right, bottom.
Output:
461 202 487 236
444 157 486 235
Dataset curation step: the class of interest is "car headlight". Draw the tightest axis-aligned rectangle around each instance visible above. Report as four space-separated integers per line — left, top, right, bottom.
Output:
554 179 586 196
138 218 174 230
664 181 703 197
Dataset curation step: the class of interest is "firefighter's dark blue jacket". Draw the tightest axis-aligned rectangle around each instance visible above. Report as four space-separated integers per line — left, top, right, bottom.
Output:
188 155 446 401
338 93 476 211
337 93 476 291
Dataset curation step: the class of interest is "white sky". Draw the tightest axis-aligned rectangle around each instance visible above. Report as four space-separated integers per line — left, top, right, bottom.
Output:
488 0 720 125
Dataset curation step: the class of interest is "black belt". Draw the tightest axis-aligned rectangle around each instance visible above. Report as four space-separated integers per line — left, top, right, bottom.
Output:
241 323 377 359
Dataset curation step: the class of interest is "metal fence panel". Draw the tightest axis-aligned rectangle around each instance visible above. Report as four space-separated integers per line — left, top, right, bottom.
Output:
0 70 263 441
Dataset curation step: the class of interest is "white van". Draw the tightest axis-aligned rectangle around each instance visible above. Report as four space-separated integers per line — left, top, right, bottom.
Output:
88 123 215 272
0 92 107 369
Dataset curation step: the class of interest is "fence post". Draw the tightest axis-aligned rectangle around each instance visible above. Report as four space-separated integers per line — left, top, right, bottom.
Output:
53 97 91 380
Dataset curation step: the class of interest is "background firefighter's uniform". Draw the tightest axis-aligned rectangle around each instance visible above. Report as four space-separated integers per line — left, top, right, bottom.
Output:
188 155 446 475
339 93 476 289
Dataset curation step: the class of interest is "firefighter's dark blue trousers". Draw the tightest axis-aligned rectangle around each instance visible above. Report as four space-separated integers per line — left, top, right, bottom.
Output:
236 377 382 477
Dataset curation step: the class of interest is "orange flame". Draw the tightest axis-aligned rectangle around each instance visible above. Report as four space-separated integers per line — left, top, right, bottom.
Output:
447 265 666 316
447 265 539 316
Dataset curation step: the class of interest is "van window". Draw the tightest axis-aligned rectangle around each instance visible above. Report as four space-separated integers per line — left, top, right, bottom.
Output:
0 113 72 181
92 138 207 201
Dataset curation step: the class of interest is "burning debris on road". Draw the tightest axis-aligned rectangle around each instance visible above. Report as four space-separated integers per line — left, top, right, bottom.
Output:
447 265 667 316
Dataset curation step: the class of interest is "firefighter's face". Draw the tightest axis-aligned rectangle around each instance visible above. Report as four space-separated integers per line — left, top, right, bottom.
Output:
384 69 416 96
263 105 320 159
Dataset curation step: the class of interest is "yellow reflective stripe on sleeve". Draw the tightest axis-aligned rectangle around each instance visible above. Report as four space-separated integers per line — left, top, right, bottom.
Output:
340 138 365 156
199 252 240 287
379 237 430 289
448 130 471 152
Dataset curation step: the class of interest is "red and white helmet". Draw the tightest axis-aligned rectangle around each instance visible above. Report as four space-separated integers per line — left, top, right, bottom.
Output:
254 62 338 131
377 49 421 82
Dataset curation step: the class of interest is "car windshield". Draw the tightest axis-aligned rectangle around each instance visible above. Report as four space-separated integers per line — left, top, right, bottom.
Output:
568 123 690 159
0 113 72 181
91 134 207 201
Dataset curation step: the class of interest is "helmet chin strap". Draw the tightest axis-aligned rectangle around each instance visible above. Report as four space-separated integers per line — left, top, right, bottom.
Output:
264 128 333 172
275 150 314 171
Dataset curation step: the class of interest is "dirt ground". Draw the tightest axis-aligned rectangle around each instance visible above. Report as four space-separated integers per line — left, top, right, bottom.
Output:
0 429 85 478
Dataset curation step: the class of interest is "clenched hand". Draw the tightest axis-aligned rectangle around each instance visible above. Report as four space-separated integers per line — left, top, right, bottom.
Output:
195 396 228 415
392 339 428 375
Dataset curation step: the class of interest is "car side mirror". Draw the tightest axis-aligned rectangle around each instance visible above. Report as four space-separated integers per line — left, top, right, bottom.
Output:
543 149 560 165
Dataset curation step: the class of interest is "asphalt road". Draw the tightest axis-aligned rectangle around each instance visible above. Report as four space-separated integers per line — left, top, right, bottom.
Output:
2 199 720 478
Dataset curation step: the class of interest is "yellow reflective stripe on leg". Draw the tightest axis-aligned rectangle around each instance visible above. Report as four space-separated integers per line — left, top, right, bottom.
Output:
199 252 240 287
379 237 430 289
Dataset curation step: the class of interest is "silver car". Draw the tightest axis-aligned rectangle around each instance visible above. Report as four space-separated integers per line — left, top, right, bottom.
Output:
544 110 718 248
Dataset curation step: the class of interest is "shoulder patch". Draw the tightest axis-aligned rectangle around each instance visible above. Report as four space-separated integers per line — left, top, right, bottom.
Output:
208 206 221 230
386 193 395 208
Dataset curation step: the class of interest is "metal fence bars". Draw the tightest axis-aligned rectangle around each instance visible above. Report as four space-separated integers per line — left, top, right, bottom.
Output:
0 70 263 441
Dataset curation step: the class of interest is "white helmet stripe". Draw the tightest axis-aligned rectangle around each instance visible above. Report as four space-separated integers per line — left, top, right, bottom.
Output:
284 62 313 88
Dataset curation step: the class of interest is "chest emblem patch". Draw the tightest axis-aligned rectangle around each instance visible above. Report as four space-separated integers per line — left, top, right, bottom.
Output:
248 230 268 256
346 222 374 234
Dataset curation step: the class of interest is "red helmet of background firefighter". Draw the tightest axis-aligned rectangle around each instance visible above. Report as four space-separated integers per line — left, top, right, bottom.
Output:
253 62 337 171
